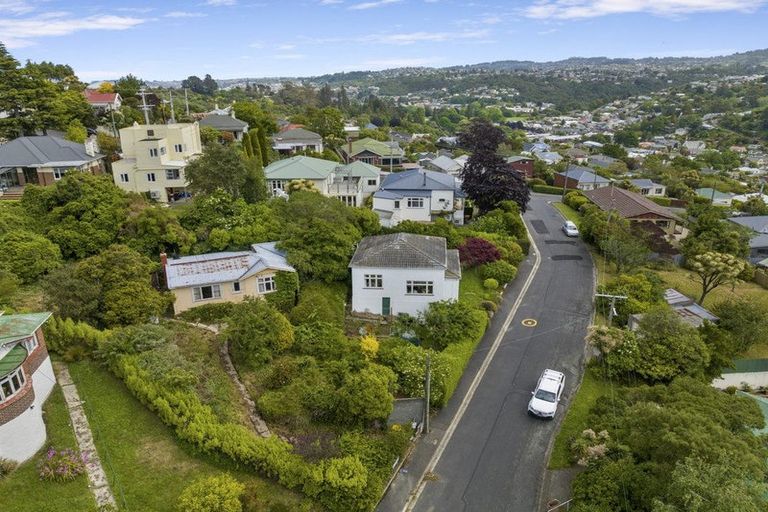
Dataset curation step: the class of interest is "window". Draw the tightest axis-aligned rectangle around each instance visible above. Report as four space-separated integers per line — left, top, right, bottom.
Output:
166 169 180 180
23 334 38 353
393 200 400 209
407 197 424 208
367 179 377 186
406 280 433 295
358 157 375 164
119 173 129 183
339 196 357 207
232 281 242 294
53 167 68 180
656 220 670 228
174 144 184 153
0 367 26 403
193 284 221 302
269 180 285 195
364 274 383 288
147 172 156 182
149 148 159 157
160 146 167 156
147 130 155 136
655 188 664 195
257 276 276 294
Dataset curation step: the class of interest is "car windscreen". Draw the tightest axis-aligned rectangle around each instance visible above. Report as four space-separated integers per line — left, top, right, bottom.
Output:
535 389 557 402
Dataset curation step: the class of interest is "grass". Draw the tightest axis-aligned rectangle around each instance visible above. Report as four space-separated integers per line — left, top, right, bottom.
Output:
552 202 581 225
67 361 313 512
654 266 768 310
459 267 499 310
0 384 97 512
549 366 610 470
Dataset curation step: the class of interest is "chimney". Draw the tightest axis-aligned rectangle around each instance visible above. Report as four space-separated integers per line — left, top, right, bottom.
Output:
230 101 236 118
160 253 168 288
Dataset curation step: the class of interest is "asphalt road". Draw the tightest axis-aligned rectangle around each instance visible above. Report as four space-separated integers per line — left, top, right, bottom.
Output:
409 194 595 512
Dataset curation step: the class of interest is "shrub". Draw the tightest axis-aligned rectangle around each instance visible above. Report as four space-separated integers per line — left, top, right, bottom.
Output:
481 300 498 313
470 208 526 240
531 184 563 195
483 278 499 290
290 282 346 327
225 298 294 367
467 232 525 266
0 458 17 480
479 260 517 284
335 364 396 425
264 271 300 313
458 237 501 268
416 300 488 351
178 303 235 324
563 191 588 211
176 474 245 512
360 335 379 360
292 322 353 361
96 324 171 364
43 316 109 357
0 230 62 283
38 447 87 482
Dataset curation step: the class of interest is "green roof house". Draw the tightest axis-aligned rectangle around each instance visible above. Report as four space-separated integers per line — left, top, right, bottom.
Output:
0 312 54 462
265 156 381 207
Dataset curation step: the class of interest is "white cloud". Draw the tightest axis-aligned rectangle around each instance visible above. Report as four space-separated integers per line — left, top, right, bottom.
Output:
524 0 766 19
277 43 296 50
0 0 36 15
349 0 402 10
0 13 146 48
164 11 206 18
365 28 489 45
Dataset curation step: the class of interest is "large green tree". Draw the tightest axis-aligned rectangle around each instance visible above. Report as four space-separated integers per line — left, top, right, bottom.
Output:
184 143 251 199
0 230 62 283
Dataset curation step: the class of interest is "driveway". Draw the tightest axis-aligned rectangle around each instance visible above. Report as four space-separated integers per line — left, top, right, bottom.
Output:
378 193 594 512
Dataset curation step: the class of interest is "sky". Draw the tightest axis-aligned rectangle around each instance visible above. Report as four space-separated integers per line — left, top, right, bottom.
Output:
1 0 768 81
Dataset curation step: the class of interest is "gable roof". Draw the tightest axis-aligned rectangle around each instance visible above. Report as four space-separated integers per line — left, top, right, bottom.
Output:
264 155 338 180
198 114 248 131
342 137 404 158
349 233 460 278
165 242 294 289
83 90 119 104
340 160 380 178
630 179 662 189
428 155 461 172
728 215 768 234
588 154 619 167
557 164 611 184
0 312 51 345
272 127 322 142
377 168 465 198
0 135 102 168
583 185 682 221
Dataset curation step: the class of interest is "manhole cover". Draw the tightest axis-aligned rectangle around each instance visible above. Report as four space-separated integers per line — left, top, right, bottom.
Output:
545 240 577 245
551 255 583 261
530 220 549 234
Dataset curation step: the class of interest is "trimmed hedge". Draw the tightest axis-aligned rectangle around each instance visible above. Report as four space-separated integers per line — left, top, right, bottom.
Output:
531 184 563 195
177 303 235 324
480 261 518 284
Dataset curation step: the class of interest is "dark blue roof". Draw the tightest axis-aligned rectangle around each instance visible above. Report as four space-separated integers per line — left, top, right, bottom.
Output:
380 168 466 198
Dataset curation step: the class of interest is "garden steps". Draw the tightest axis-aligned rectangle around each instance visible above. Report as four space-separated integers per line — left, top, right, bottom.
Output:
53 361 117 510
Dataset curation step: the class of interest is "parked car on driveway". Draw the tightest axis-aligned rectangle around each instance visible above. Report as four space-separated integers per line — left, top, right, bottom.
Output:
562 220 579 237
528 369 565 419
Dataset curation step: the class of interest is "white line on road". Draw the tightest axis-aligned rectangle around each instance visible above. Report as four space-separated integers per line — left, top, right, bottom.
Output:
403 215 543 512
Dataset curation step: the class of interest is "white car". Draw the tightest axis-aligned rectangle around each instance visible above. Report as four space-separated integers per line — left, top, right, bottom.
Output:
528 369 565 419
562 220 579 237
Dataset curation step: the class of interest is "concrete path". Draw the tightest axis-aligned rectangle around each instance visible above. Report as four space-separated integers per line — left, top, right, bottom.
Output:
52 362 117 510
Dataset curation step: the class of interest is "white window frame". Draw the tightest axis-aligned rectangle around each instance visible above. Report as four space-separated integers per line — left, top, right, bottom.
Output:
149 148 159 157
257 276 276 294
165 169 180 180
232 281 242 294
269 180 285 195
406 197 424 208
53 167 68 180
119 173 129 183
406 280 434 295
339 195 357 207
0 367 26 403
364 274 383 289
367 179 377 186
147 172 156 182
23 334 38 353
174 144 184 153
192 284 221 302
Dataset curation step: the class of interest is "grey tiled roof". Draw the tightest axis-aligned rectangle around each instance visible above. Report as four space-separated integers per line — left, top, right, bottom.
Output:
558 165 611 184
728 215 768 234
0 136 102 167
349 233 456 270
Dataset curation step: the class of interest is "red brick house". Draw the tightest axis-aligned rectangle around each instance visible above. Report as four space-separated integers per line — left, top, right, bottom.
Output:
506 155 535 179
583 185 682 235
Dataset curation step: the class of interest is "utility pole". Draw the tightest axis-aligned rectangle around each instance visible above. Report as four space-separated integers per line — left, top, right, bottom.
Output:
594 293 627 327
169 90 176 124
184 88 190 117
138 88 151 125
389 130 394 174
424 353 431 434
561 168 569 199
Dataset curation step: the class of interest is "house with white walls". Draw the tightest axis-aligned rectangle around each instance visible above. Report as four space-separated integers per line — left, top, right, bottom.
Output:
349 233 460 317
0 312 55 462
372 168 465 227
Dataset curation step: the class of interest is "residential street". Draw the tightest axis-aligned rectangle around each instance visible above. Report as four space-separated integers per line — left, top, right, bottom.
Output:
378 193 595 512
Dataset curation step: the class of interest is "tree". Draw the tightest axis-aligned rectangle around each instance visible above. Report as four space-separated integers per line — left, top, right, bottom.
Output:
598 229 649 274
255 127 270 166
232 102 277 136
307 106 345 139
459 119 530 213
114 74 144 100
225 298 294 367
65 119 87 143
336 364 396 425
0 230 62 283
457 237 501 268
202 74 218 95
181 75 206 95
120 206 196 257
185 143 250 199
242 155 267 204
176 474 245 512
689 251 747 304
416 300 487 351
739 196 768 216
713 299 768 352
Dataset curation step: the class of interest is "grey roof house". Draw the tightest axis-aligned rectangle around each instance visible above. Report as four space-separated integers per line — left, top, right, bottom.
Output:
588 154 619 169
424 155 462 175
372 168 465 227
0 135 104 196
271 127 323 155
727 215 768 264
629 179 666 197
198 112 249 141
553 165 611 191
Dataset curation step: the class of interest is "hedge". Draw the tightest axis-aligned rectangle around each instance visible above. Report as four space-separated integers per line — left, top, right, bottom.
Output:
111 355 394 511
264 271 300 313
531 184 563 195
649 196 672 207
290 281 346 327
480 261 518 284
177 303 235 324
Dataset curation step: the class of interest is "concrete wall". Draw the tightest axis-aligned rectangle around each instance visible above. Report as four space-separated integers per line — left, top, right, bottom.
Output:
351 266 457 316
0 356 55 463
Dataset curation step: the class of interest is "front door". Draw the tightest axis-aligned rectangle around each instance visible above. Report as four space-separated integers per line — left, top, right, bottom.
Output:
382 297 391 316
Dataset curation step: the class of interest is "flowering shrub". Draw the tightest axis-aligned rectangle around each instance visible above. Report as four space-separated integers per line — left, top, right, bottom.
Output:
38 447 87 482
570 429 610 466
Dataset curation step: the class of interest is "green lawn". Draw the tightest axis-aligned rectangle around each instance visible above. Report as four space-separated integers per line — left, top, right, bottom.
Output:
0 385 97 512
654 267 768 310
67 361 312 512
549 366 609 469
552 202 581 225
459 267 499 310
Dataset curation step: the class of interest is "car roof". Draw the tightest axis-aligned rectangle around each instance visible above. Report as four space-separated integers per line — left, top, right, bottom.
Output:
538 369 564 392
564 220 577 227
